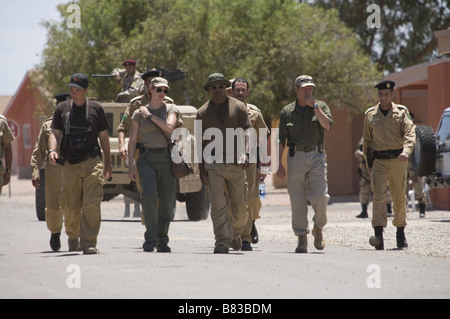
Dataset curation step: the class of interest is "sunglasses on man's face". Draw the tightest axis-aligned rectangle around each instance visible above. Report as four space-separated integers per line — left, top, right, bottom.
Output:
210 85 226 90
156 88 169 94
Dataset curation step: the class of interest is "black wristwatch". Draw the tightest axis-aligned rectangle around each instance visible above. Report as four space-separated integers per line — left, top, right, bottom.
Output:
47 150 56 156
146 113 153 120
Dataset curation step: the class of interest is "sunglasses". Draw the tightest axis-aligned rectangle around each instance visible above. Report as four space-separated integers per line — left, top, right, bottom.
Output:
155 88 169 94
210 85 226 90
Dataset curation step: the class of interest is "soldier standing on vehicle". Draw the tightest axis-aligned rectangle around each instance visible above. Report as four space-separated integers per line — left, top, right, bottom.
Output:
363 80 415 250
48 73 112 255
231 78 271 251
197 73 251 254
112 59 144 103
0 114 14 198
31 93 70 251
276 75 333 254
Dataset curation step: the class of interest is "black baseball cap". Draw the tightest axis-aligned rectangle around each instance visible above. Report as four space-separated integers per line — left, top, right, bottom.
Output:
69 73 89 89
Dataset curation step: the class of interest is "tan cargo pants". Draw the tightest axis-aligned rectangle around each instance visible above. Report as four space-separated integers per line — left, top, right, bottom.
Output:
45 163 66 234
371 159 408 228
287 150 329 236
205 163 248 249
242 163 261 243
61 156 105 249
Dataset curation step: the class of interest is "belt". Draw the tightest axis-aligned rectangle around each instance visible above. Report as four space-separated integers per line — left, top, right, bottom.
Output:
144 147 166 153
373 149 403 159
294 146 318 153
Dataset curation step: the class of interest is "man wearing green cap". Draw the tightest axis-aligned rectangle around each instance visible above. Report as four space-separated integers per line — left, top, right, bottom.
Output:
197 73 251 254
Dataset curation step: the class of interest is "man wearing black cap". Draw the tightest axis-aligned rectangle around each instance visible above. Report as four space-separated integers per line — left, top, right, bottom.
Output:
48 73 112 255
31 93 71 251
363 80 416 250
112 59 144 103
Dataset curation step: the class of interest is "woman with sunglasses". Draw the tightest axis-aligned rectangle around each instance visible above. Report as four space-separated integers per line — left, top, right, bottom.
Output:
128 77 179 252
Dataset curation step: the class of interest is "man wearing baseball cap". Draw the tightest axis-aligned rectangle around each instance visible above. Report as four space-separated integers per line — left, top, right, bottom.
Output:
112 59 144 103
277 75 333 254
48 73 112 254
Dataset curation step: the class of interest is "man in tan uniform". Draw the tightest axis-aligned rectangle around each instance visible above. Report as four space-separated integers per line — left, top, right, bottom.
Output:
31 93 70 251
230 78 270 251
363 80 415 250
197 73 251 254
112 59 145 103
0 114 14 197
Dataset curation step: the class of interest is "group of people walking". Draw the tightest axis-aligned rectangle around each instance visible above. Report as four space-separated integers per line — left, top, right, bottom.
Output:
24 65 416 255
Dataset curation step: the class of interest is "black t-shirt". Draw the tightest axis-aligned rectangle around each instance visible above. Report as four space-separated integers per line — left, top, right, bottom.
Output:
52 99 109 164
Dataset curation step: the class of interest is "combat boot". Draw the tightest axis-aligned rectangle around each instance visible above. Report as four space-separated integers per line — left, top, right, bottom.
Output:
356 204 368 218
369 226 384 250
419 203 426 218
396 227 408 249
295 234 308 253
312 225 325 250
50 233 61 252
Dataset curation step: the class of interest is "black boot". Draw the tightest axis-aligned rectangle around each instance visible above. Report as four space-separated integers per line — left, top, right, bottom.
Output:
50 233 61 252
356 204 368 218
396 227 408 249
369 226 384 250
419 203 426 218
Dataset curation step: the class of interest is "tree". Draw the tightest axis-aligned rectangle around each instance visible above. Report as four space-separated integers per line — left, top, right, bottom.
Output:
312 0 450 72
35 0 380 120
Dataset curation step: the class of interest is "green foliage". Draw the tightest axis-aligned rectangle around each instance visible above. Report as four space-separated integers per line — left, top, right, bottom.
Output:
35 0 380 119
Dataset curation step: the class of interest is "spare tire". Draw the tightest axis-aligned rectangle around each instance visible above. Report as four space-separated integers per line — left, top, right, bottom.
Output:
411 126 436 176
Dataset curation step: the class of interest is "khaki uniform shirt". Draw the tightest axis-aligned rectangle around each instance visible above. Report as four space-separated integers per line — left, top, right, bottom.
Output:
278 100 333 148
0 116 15 173
363 102 416 158
247 103 270 140
112 69 145 102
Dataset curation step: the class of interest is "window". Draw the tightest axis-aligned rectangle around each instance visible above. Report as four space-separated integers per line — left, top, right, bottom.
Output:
23 124 31 149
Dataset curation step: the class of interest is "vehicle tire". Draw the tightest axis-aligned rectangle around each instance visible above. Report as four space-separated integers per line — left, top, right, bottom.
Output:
411 126 436 176
185 184 210 221
35 169 46 221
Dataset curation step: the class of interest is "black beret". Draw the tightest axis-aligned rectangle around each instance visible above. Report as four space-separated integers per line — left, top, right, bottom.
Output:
375 80 395 90
141 69 163 81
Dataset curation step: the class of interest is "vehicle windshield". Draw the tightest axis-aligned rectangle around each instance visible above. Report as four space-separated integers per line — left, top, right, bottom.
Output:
436 112 450 141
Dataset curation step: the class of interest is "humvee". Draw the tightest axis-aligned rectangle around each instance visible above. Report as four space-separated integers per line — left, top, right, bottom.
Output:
411 107 450 187
35 102 210 222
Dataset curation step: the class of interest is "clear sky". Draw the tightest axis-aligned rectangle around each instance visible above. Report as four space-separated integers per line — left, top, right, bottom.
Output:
0 1 63 96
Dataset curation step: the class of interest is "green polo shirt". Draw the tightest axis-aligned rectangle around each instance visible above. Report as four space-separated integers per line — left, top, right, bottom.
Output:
278 100 333 148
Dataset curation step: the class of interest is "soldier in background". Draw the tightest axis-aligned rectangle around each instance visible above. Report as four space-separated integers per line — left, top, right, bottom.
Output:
31 93 70 252
230 78 271 251
355 136 393 218
0 114 14 197
112 59 145 103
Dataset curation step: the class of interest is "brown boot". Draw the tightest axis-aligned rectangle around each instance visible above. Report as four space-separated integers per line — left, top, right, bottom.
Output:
312 225 325 250
295 234 308 253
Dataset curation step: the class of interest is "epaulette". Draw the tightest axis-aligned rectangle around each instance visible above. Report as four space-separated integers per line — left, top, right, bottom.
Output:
397 104 409 111
365 107 375 115
248 103 261 113
130 95 143 104
0 114 6 121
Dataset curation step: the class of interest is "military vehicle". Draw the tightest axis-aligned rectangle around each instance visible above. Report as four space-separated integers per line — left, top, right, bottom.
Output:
411 107 450 187
102 102 209 221
35 102 210 222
